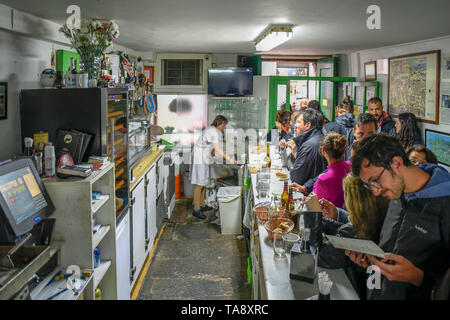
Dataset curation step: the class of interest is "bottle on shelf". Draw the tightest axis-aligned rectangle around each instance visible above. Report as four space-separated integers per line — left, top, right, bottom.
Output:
50 45 56 71
70 57 78 74
24 137 34 157
65 58 77 87
44 142 56 177
281 180 289 210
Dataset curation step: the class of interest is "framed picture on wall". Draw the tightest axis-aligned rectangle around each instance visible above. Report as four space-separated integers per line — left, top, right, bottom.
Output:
425 129 450 166
364 61 377 81
388 50 440 124
0 82 7 120
143 66 154 83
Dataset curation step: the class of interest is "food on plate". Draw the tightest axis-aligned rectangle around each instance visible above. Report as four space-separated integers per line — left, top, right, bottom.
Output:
275 171 288 179
273 227 284 233
279 221 291 231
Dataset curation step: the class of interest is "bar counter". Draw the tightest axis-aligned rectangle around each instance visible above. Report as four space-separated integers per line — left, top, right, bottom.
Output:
245 150 359 300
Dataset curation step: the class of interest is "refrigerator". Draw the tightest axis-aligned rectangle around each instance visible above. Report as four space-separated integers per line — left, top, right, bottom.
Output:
20 88 130 222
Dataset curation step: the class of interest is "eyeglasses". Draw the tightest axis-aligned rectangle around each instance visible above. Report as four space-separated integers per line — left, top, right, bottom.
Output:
362 168 386 191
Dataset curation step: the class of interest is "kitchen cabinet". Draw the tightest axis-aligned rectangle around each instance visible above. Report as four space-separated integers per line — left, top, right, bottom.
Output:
157 156 164 197
145 164 157 254
130 178 146 287
116 210 131 300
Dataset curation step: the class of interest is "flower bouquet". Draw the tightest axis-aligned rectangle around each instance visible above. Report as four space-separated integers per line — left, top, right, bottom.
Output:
59 19 119 80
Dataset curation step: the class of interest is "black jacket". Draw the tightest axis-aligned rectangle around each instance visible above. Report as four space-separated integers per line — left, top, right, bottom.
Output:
289 128 327 185
368 164 450 300
378 116 396 137
323 113 355 137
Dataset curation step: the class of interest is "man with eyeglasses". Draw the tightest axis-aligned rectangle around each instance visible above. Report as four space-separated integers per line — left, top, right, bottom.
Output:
349 133 450 299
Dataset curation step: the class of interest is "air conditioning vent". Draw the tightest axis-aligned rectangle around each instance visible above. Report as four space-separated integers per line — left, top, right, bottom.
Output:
163 59 203 85
154 53 212 93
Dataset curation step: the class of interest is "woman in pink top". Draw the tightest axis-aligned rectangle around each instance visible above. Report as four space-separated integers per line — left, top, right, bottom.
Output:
312 132 350 208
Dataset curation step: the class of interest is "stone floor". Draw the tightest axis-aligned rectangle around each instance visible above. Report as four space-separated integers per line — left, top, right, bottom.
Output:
137 199 252 300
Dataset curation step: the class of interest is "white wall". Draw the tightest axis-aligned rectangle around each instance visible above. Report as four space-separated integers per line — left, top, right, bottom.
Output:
0 4 153 161
351 35 450 170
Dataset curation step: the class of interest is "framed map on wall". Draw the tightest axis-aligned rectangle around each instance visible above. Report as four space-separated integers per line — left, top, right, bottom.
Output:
388 50 440 124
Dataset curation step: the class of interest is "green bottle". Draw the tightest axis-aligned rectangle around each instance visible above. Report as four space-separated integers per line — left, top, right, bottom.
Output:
95 287 102 300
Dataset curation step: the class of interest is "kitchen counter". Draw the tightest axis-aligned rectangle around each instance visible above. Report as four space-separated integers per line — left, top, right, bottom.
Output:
130 145 166 190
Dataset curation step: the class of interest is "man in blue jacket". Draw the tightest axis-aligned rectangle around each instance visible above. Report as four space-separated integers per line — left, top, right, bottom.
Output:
349 133 450 299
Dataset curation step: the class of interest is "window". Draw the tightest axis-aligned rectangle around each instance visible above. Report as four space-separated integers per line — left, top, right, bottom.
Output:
162 59 203 85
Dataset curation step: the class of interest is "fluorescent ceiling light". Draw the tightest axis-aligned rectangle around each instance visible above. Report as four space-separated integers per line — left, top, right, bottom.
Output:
255 25 293 52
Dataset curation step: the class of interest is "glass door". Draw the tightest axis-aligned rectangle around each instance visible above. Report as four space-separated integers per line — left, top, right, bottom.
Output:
107 92 129 218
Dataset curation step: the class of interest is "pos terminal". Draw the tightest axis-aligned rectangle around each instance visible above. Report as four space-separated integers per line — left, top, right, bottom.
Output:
0 158 55 299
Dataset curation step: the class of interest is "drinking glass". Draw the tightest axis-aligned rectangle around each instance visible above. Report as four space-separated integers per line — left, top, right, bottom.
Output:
273 231 287 259
257 178 270 199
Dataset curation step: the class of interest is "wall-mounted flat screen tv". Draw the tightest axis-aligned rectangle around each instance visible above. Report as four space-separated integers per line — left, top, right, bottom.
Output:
208 67 253 96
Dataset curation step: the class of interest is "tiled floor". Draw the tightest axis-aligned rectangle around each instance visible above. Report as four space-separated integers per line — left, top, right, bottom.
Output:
137 199 252 300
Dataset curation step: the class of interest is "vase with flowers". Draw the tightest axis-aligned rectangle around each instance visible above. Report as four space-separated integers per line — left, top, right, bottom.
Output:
59 19 119 84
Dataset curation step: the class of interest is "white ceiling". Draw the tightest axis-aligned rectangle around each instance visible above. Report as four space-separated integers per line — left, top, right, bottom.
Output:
2 0 450 55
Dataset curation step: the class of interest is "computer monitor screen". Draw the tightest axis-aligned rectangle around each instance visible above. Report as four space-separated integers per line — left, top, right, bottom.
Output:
0 158 54 239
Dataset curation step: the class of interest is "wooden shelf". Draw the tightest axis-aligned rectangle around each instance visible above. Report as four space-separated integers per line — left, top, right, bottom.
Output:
93 260 112 289
92 195 110 215
93 225 111 249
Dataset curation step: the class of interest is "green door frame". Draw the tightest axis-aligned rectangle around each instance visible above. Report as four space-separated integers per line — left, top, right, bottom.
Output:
268 75 356 128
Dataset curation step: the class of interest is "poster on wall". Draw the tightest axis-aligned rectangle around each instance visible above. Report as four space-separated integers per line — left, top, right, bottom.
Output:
442 52 450 81
355 86 365 106
366 86 376 104
388 50 440 124
440 82 450 125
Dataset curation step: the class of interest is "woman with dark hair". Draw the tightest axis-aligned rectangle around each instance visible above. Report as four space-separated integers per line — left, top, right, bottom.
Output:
405 145 438 165
395 112 423 149
323 96 355 138
311 132 350 208
191 115 237 219
267 110 293 143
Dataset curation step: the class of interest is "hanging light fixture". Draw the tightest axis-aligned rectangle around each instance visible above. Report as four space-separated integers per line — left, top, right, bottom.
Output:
254 25 293 52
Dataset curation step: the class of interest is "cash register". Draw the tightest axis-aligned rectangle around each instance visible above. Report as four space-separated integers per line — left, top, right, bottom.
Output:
0 158 55 299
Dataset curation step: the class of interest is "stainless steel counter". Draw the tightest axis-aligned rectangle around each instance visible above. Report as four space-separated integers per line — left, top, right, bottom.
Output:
248 165 359 300
257 224 359 300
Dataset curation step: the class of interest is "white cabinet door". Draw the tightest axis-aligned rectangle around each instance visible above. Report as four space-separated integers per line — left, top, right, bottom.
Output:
146 165 157 255
116 210 131 300
130 178 146 287
157 156 164 197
